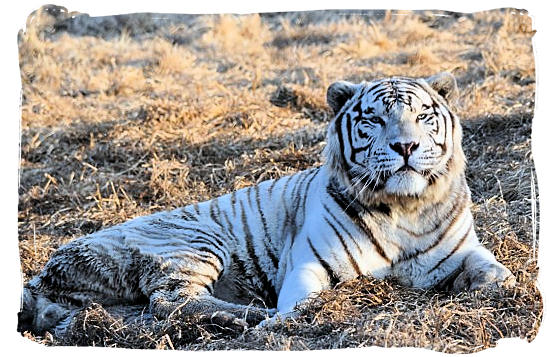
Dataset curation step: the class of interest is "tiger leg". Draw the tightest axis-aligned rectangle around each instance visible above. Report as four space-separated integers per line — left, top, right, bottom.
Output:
19 235 146 334
145 275 275 328
258 263 328 328
149 288 274 329
452 246 516 291
140 254 274 328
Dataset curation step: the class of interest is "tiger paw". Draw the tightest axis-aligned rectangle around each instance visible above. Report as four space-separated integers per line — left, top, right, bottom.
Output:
255 311 298 329
452 262 516 291
210 311 248 331
256 315 281 329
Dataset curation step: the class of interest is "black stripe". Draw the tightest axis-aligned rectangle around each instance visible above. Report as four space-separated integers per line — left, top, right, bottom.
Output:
149 219 189 230
189 237 225 253
347 113 359 164
288 171 313 245
327 178 370 212
374 89 392 103
240 200 278 306
290 171 307 204
352 100 363 117
209 198 222 227
356 128 371 139
180 226 227 258
279 176 293 236
327 184 390 263
366 82 385 95
163 248 223 275
196 281 214 294
162 247 222 263
264 248 279 272
193 203 201 216
322 202 362 254
431 102 449 158
370 84 390 98
400 89 422 100
231 253 250 278
254 184 279 270
428 223 472 274
230 191 237 217
307 236 340 287
188 226 224 245
372 203 391 216
335 111 351 171
180 209 198 221
197 246 226 269
267 178 277 197
288 173 305 228
429 192 468 245
324 217 362 276
293 170 314 212
397 191 463 239
220 210 236 239
301 168 321 217
186 254 222 274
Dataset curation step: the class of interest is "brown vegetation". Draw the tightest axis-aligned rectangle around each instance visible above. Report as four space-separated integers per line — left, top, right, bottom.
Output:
17 6 539 352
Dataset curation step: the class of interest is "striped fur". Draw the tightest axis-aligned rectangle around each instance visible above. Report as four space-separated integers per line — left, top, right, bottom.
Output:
19 73 515 333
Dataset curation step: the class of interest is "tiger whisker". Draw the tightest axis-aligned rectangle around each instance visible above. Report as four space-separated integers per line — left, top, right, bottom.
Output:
343 170 371 195
340 171 372 210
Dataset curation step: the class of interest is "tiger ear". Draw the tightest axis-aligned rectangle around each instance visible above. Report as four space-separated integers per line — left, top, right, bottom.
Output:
425 72 458 103
327 81 358 115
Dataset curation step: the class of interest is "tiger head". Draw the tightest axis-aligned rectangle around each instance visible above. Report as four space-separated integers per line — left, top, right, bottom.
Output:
323 72 466 204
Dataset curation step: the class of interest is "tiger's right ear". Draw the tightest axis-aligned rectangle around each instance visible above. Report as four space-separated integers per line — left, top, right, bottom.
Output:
425 72 458 103
327 81 358 115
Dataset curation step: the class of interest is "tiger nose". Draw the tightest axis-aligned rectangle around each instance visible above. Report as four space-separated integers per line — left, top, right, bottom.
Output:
389 141 419 158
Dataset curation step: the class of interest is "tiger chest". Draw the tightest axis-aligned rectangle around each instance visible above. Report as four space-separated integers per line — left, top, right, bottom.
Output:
381 221 463 288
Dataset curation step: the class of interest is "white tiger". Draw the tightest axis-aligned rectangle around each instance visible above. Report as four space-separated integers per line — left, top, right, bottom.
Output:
19 72 515 334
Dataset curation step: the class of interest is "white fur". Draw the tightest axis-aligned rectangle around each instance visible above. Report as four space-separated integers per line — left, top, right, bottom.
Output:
384 171 428 196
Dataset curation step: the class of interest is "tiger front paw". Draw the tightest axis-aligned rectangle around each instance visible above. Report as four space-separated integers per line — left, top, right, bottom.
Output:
452 262 516 291
255 310 299 329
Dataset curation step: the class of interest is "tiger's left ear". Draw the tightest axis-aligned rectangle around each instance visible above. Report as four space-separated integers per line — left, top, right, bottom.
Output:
327 81 358 115
425 72 458 103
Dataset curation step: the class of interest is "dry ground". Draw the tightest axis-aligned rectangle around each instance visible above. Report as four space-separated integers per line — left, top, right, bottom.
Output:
17 5 540 352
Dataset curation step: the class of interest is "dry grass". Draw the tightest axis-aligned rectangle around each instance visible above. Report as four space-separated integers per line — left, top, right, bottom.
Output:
17 6 539 352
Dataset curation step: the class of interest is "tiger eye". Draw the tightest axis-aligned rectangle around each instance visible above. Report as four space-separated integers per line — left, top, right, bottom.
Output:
416 113 428 121
369 116 385 125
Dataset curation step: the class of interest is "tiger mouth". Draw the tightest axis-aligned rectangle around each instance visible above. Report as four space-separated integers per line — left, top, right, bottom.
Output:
396 164 418 173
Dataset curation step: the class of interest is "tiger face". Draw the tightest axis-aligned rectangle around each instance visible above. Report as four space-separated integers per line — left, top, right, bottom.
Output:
324 73 465 199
